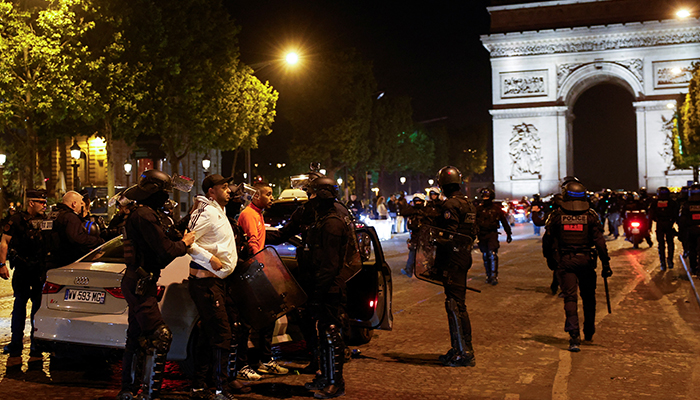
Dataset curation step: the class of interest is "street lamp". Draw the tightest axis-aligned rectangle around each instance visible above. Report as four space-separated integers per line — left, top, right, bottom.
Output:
123 160 132 186
0 152 5 216
337 177 343 186
428 178 435 186
202 155 211 177
677 9 691 18
400 176 406 185
70 140 82 191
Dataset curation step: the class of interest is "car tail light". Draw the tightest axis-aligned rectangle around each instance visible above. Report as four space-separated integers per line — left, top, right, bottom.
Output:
42 281 63 294
631 221 641 228
105 287 125 299
156 286 165 302
369 297 377 310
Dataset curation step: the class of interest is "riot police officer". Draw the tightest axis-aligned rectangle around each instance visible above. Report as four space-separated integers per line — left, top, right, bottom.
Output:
0 189 48 357
400 193 425 278
475 188 512 285
303 177 354 398
118 170 195 400
679 184 700 276
543 181 612 352
432 166 477 367
649 187 679 270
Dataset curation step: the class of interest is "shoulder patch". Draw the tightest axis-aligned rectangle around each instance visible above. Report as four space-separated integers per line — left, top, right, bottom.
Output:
444 210 451 220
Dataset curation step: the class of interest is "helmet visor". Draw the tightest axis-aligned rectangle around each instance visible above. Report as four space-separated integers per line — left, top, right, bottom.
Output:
290 174 311 190
172 174 194 193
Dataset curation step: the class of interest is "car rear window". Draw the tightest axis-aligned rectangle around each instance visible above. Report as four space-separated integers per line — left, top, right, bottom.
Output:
81 237 125 263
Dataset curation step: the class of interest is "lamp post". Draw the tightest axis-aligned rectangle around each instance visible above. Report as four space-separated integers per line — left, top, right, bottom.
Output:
428 178 435 186
0 152 5 216
123 160 133 187
70 140 82 191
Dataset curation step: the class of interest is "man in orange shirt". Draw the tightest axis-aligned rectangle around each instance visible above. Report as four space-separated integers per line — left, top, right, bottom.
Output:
235 182 290 379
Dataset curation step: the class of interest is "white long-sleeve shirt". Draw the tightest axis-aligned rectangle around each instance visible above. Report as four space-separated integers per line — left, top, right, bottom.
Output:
188 195 237 278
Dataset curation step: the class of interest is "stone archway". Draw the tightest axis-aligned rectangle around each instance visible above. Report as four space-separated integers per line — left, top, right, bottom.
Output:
481 1 700 198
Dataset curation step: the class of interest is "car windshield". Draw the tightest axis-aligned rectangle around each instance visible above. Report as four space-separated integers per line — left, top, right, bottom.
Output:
81 237 125 263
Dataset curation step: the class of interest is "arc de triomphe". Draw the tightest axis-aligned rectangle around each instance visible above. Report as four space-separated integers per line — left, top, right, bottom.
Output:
480 0 700 198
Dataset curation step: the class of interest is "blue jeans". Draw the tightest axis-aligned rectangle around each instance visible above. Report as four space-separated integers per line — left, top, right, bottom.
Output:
404 248 416 276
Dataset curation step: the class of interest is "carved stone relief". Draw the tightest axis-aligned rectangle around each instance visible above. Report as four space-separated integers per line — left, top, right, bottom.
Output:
509 123 542 178
660 115 675 171
556 59 642 88
653 59 700 88
500 70 547 98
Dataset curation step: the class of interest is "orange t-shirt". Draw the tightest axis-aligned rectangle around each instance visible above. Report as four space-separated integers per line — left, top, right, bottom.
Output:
238 203 266 254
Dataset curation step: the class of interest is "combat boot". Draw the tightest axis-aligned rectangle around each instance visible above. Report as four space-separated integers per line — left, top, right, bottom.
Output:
568 332 581 352
313 325 345 399
667 257 674 269
659 258 666 271
438 348 457 364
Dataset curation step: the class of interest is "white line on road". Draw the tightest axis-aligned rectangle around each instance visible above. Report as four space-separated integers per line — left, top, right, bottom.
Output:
552 349 572 400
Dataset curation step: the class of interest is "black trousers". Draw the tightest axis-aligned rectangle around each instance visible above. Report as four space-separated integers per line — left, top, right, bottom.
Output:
122 272 164 352
556 254 597 337
10 264 44 347
442 255 473 341
656 227 675 261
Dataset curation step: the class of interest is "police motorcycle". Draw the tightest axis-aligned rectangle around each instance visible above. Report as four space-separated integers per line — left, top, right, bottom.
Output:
622 192 651 249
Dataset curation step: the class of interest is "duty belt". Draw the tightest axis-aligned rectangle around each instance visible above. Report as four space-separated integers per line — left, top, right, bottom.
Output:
560 248 593 256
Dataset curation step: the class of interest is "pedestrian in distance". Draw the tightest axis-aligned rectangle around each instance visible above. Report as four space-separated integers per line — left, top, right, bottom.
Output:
679 184 700 276
543 180 612 352
400 193 426 278
236 181 290 380
475 187 512 285
0 189 49 358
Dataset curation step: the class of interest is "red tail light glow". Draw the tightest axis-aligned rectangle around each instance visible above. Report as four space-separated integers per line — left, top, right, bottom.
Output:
631 222 641 228
105 287 125 299
42 281 63 294
156 286 165 302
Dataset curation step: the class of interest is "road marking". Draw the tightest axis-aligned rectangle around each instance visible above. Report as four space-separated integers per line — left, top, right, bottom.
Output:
552 350 572 400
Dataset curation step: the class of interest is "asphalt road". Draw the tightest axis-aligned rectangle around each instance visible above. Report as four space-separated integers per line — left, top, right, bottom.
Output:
1 222 700 400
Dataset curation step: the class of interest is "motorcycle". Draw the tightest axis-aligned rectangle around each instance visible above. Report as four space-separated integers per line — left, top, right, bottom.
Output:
623 210 649 248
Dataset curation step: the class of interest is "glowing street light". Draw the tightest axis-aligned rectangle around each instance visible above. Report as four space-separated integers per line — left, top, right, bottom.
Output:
202 155 211 175
285 52 299 65
337 178 343 186
124 159 132 186
677 9 691 18
428 179 435 186
400 176 406 185
70 140 82 191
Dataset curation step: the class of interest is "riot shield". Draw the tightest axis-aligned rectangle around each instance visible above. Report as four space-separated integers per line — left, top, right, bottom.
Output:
229 247 307 330
414 225 473 286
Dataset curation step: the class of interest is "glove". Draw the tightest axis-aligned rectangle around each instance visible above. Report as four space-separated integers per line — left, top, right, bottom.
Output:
601 263 613 278
506 234 513 244
546 258 557 271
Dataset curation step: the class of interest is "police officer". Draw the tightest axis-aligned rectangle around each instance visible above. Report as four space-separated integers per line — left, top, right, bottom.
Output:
679 184 700 276
543 181 612 352
475 188 512 285
649 187 679 270
47 191 105 270
303 177 353 398
118 170 195 400
400 193 426 278
0 189 48 357
433 166 477 367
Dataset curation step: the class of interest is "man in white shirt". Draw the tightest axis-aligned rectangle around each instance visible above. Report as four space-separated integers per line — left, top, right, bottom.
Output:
188 174 248 399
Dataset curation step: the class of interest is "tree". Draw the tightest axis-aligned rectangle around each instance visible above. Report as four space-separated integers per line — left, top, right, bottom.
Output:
368 95 414 190
675 62 700 181
448 123 489 183
286 49 377 179
0 0 99 194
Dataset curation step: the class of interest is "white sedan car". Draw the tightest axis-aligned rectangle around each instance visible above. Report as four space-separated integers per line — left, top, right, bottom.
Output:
34 226 393 366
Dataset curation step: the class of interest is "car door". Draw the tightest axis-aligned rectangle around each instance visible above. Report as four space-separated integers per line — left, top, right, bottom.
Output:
346 226 393 331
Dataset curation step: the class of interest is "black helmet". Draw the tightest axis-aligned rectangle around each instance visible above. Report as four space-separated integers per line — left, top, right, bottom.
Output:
309 176 338 200
437 166 462 187
561 181 588 212
690 184 700 202
639 187 648 197
124 170 173 201
657 186 670 200
533 193 541 201
560 176 580 189
479 187 495 201
290 170 324 193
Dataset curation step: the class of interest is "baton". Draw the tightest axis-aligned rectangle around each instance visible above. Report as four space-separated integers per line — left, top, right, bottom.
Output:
466 286 481 293
603 276 612 314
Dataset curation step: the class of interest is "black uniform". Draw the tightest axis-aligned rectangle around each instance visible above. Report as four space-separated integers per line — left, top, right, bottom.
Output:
121 204 188 398
543 206 610 345
679 194 700 276
648 196 679 270
48 203 104 269
400 200 425 277
2 210 47 355
435 192 478 367
475 200 512 284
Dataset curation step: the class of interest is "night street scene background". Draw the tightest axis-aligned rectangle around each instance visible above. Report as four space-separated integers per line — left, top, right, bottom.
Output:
1 0 700 399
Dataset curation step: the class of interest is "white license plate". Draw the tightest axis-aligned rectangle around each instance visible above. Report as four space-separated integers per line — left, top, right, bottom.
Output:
64 289 106 304
631 228 640 234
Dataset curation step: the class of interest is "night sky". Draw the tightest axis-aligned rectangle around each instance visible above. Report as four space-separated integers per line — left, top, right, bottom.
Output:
222 0 642 192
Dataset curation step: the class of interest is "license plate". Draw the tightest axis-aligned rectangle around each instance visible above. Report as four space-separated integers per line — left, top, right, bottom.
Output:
631 228 640 234
64 289 106 304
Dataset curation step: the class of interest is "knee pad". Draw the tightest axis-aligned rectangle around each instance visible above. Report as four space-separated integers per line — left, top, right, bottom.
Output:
148 324 172 353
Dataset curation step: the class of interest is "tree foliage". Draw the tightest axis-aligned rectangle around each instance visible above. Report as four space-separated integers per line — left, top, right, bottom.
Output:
0 0 98 192
286 49 376 178
673 62 700 171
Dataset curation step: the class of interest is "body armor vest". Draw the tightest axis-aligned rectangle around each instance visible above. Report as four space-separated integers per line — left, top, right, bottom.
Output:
476 201 501 232
653 199 677 222
688 201 700 226
558 211 590 250
307 209 362 283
